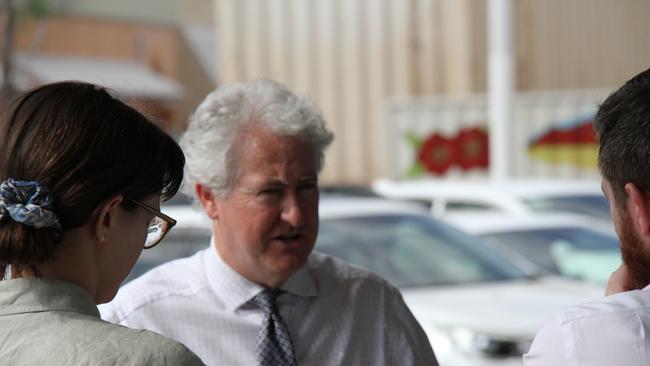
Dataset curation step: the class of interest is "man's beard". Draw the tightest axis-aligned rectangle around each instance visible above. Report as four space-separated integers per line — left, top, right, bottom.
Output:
619 211 650 290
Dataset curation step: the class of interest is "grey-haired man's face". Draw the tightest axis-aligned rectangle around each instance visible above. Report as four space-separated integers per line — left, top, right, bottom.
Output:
206 126 319 287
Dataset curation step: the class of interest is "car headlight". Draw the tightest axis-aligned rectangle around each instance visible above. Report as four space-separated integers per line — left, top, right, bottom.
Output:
449 327 532 358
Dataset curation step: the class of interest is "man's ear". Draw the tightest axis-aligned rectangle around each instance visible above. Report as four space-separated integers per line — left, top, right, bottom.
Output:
624 183 650 237
196 184 220 220
94 195 124 244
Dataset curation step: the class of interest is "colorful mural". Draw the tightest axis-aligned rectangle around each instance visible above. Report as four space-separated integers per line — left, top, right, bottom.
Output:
527 114 598 169
406 126 489 176
404 115 598 177
389 89 606 179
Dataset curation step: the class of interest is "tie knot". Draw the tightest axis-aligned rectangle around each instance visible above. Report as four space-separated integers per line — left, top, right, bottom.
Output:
253 288 283 312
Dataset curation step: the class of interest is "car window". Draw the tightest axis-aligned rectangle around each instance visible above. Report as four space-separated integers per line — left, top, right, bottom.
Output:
480 227 621 284
404 199 432 210
524 195 611 220
316 214 530 288
446 201 497 212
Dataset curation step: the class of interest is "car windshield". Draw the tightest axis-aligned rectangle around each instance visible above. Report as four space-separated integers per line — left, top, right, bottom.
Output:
524 195 611 220
480 227 621 284
316 214 531 288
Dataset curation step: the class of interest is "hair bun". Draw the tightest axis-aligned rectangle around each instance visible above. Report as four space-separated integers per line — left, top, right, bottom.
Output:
0 178 61 230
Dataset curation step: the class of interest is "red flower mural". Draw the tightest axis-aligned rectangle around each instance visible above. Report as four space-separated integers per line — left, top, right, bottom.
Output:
457 128 489 170
416 133 458 175
411 126 490 176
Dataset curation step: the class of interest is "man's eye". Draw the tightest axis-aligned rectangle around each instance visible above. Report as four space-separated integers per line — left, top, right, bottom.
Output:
300 181 318 190
260 188 281 195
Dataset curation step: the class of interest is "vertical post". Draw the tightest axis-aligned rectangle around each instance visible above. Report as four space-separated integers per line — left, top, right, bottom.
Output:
1 0 16 108
487 0 515 181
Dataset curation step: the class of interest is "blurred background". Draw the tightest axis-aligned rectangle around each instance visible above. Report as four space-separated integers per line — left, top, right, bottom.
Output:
2 1 646 364
2 0 650 184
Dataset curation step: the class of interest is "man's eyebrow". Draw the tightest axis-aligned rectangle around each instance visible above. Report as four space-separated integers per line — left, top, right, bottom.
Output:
300 175 318 183
260 179 286 187
256 175 317 187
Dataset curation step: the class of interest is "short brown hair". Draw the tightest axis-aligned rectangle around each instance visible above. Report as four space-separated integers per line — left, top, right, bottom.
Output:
0 81 184 274
594 68 650 208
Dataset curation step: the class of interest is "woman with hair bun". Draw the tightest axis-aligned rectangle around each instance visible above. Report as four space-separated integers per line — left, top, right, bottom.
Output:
0 81 204 365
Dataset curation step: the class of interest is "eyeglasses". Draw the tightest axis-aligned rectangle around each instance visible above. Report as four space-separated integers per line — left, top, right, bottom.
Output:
127 198 177 249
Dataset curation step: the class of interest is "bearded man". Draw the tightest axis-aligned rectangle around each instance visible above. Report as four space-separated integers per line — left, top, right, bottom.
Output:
524 68 650 365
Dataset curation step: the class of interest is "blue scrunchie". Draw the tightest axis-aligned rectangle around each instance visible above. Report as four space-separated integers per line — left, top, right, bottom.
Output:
0 178 61 230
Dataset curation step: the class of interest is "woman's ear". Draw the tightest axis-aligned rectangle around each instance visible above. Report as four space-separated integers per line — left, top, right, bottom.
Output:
624 183 650 237
93 195 124 244
196 184 220 220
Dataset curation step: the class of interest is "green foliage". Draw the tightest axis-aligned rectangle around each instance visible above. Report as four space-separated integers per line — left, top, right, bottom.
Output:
407 162 426 177
28 0 49 18
404 130 423 149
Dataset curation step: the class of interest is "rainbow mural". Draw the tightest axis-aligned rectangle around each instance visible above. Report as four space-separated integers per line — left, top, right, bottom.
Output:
527 114 598 169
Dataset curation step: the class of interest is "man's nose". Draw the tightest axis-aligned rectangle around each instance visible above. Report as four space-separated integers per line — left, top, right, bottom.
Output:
281 193 305 227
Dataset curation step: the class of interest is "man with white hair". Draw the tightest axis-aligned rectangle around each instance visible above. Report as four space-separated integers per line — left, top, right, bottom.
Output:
101 79 438 365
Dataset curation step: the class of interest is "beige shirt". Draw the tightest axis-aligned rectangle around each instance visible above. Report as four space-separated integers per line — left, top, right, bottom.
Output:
0 277 204 366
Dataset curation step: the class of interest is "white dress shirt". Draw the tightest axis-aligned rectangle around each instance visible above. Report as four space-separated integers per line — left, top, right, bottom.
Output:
523 285 650 366
100 246 438 366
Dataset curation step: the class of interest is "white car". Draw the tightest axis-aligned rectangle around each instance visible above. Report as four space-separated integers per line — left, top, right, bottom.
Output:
442 212 621 286
372 178 611 228
130 197 602 366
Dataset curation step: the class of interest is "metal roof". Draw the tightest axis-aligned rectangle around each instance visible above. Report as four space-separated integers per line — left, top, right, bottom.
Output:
16 54 185 101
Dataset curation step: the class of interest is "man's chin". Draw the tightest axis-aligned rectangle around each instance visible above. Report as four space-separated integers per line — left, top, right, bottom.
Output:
267 253 309 279
620 216 650 289
277 253 309 270
624 256 650 290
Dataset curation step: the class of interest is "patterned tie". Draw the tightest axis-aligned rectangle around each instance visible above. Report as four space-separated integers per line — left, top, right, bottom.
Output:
253 289 297 366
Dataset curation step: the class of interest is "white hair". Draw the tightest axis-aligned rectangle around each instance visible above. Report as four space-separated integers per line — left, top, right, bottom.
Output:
180 79 334 198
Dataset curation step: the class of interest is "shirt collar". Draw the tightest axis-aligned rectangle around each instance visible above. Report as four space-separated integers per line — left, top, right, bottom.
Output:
204 237 317 312
0 277 99 318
